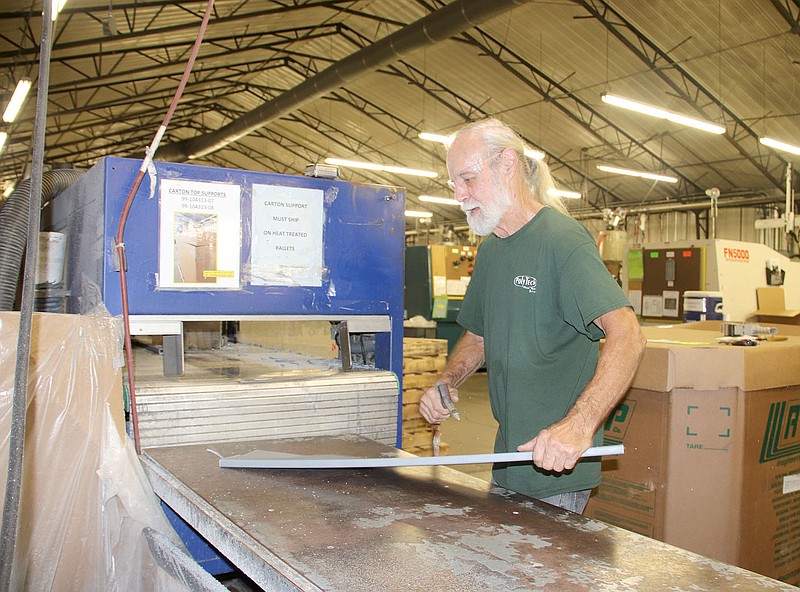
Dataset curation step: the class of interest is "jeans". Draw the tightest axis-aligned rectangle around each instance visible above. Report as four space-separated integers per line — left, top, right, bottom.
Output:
538 489 592 514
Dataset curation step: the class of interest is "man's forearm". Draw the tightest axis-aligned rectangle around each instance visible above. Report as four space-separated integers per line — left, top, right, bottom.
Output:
566 307 646 435
438 330 486 387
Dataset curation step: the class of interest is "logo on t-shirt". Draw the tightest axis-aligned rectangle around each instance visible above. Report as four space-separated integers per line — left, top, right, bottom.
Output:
513 275 537 293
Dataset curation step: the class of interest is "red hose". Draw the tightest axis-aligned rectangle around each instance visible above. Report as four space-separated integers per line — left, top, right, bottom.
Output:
115 0 215 454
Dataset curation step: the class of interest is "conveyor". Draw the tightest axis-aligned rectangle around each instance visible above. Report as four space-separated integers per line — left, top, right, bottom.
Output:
141 436 794 591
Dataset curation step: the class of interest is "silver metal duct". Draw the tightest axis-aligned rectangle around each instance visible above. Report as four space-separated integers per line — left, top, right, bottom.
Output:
158 0 532 162
571 192 786 221
405 192 788 238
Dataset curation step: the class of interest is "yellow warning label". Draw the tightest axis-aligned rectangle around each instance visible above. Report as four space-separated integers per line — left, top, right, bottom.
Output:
203 270 235 278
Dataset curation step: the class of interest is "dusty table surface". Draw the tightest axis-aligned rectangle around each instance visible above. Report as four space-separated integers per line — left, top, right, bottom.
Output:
142 436 795 591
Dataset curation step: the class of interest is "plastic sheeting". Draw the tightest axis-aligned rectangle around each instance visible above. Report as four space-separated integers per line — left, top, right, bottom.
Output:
0 312 217 591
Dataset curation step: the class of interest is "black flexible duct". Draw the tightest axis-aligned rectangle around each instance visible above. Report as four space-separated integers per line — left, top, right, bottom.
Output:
0 169 85 311
158 0 531 161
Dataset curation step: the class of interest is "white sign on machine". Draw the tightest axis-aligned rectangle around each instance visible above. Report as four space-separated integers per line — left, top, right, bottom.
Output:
250 184 324 286
158 179 241 289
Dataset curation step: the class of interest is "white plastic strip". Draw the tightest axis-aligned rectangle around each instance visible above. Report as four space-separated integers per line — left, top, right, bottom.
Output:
219 444 624 469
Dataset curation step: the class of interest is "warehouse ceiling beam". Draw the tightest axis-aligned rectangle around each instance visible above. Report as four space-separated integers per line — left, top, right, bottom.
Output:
279 58 444 158
377 59 619 211
0 26 338 83
298 89 445 165
218 133 298 176
50 57 288 106
577 0 788 191
126 104 299 174
157 0 534 161
279 111 453 217
48 94 230 159
332 23 617 211
281 86 457 214
181 105 313 174
331 88 427 145
242 122 457 216
45 79 248 139
41 107 211 161
769 0 800 34
217 75 453 217
455 26 706 197
0 1 356 61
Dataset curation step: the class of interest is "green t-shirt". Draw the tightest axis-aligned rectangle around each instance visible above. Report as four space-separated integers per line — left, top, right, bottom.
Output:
457 207 632 498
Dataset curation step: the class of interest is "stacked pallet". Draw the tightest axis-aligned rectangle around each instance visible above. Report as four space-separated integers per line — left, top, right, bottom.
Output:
401 337 448 455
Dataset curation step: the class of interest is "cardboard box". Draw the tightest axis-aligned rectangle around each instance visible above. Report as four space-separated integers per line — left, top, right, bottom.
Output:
0 312 131 587
585 325 800 585
751 287 800 325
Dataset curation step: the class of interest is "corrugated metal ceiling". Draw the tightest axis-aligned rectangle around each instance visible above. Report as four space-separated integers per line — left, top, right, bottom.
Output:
0 0 798 227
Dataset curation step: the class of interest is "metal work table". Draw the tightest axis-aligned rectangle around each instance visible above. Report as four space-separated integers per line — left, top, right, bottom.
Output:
141 436 794 591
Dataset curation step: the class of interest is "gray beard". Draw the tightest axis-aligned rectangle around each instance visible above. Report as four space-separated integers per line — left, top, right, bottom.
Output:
464 181 513 236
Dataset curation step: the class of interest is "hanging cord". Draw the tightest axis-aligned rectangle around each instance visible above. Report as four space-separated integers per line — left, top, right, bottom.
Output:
0 4 55 589
115 0 215 454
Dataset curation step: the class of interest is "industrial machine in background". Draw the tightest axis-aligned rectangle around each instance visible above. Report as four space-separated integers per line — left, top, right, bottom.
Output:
622 238 800 323
405 243 477 351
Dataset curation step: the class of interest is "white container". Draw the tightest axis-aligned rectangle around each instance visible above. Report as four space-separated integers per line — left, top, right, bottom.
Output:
682 290 723 322
35 231 67 286
599 230 627 262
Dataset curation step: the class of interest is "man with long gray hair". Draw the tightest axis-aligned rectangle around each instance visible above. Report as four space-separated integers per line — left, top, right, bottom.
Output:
418 118 645 513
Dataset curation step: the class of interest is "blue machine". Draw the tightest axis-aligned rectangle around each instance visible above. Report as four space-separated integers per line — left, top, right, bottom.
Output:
42 155 405 420
43 156 407 577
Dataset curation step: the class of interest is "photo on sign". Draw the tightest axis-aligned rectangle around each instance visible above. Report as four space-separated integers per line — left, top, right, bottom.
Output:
173 212 218 284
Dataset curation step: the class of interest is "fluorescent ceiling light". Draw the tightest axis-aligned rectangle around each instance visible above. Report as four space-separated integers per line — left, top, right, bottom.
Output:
419 195 460 206
597 164 678 184
405 210 433 218
2 182 14 198
523 147 545 160
418 132 452 144
51 0 68 20
548 188 581 199
602 93 725 135
759 136 800 156
0 132 7 153
324 157 438 178
419 131 545 160
3 79 32 123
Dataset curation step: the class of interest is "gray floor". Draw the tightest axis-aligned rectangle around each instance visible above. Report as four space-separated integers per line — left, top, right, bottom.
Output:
438 371 497 482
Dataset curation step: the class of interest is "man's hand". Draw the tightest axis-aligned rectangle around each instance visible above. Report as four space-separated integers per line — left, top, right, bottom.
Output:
416 330 483 425
516 416 594 472
418 383 460 424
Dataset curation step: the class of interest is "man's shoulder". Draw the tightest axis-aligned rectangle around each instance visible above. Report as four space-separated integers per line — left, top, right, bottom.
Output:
539 207 585 229
536 208 593 242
